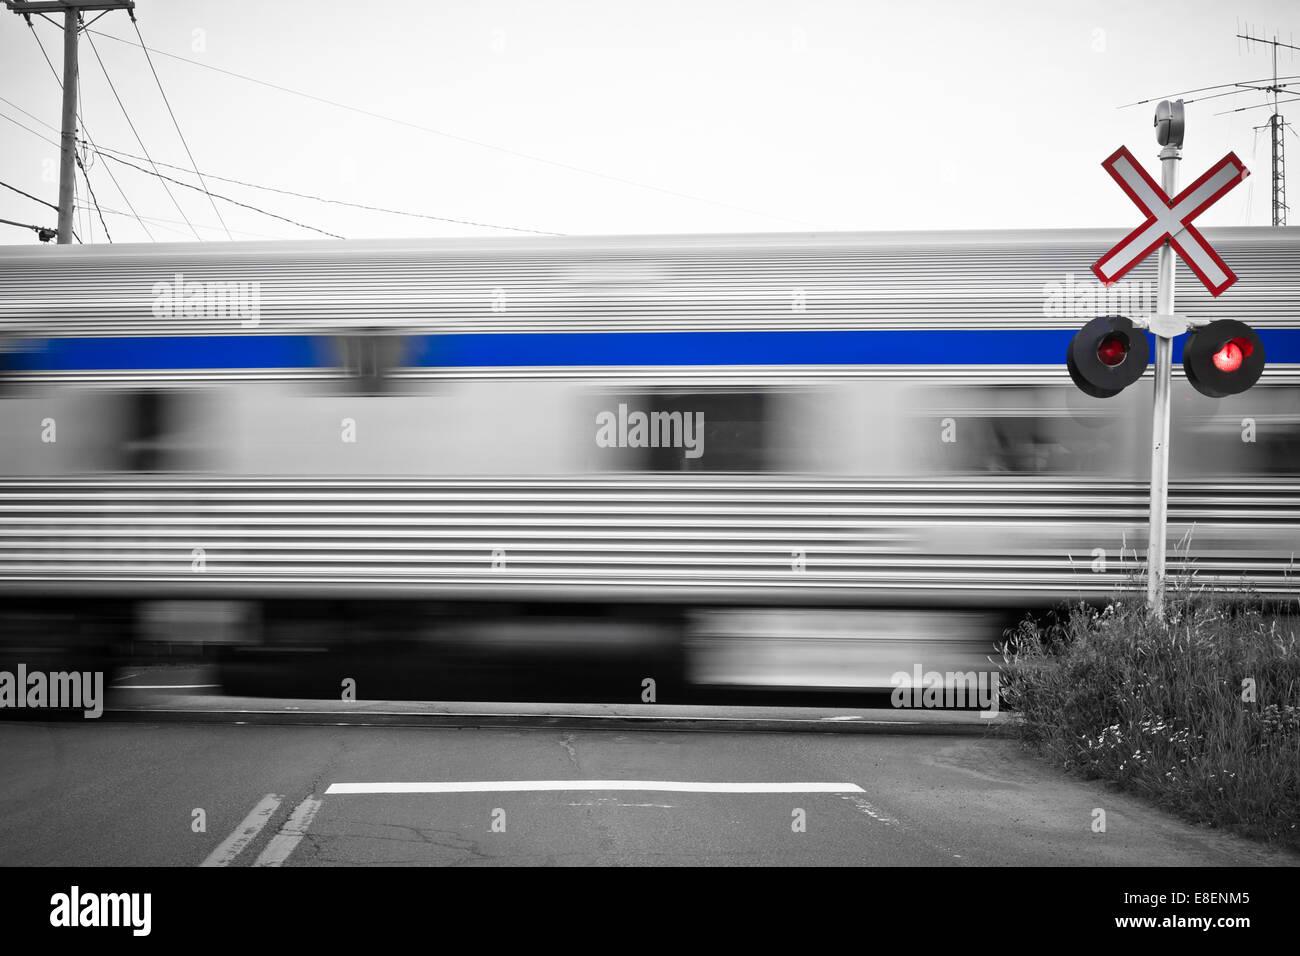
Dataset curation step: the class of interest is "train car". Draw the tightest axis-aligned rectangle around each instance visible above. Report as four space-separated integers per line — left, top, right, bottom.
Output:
1 228 1297 697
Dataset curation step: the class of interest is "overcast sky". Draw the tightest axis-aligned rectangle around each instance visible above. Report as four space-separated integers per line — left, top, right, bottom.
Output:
0 0 1296 244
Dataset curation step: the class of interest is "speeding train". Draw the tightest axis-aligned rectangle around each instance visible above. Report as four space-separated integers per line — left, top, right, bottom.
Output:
1 227 1297 697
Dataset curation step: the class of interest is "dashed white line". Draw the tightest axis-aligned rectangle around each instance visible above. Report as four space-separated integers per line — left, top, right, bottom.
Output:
252 796 323 867
325 781 865 795
200 794 282 867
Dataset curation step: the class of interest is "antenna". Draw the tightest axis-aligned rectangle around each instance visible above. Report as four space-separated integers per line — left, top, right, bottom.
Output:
1123 25 1300 226
1238 28 1300 226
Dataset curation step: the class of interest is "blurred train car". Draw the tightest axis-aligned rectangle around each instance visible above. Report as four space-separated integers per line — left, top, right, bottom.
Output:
1 228 1297 699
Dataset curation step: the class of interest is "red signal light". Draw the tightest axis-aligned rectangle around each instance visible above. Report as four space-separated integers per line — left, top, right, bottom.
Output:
1183 320 1264 398
1097 333 1128 367
1211 337 1253 373
1212 341 1242 372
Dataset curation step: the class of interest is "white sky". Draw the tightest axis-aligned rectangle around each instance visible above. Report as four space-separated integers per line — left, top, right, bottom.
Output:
0 0 1297 244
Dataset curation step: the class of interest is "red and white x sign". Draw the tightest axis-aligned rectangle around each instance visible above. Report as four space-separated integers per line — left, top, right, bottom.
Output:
1091 146 1249 297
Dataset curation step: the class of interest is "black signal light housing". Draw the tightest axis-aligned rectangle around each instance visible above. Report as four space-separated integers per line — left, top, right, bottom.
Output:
1067 315 1150 398
1183 320 1265 398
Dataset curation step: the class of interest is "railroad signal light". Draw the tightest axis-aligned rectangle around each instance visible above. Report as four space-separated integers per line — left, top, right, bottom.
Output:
1183 319 1265 397
1212 339 1246 372
1066 315 1150 398
1096 333 1129 367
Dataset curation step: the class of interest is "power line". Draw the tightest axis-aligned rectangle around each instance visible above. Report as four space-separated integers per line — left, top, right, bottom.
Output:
77 148 111 241
75 201 288 240
0 93 59 135
75 58 90 243
85 27 818 229
24 20 154 240
0 101 60 147
1 103 340 241
129 16 230 239
0 177 58 211
97 150 346 238
93 143 562 236
82 24 200 239
3 96 560 237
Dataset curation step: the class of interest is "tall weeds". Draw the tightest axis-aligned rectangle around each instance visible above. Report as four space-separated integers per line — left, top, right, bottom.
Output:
999 586 1300 849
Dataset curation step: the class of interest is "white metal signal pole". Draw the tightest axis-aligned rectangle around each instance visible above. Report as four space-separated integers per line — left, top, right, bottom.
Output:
1147 101 1183 613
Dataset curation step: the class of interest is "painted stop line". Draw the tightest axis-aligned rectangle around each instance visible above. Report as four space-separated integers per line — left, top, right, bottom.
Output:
325 780 867 794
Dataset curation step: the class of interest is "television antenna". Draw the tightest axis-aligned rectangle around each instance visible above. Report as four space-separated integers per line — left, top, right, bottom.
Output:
1121 20 1298 226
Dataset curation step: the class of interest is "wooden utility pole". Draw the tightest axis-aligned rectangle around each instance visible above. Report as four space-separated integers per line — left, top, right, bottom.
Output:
5 1 136 243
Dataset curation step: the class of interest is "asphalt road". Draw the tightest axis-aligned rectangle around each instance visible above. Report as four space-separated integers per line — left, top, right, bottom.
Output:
0 720 1294 866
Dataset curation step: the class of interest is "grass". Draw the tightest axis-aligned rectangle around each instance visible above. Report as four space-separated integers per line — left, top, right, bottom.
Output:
998 584 1300 851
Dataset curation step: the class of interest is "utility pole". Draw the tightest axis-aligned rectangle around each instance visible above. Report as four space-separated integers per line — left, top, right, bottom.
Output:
4 1 135 244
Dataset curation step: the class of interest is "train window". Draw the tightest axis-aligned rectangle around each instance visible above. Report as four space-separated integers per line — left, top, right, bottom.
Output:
1178 412 1300 477
120 390 203 472
331 333 411 394
122 390 165 472
920 385 1123 476
590 390 773 472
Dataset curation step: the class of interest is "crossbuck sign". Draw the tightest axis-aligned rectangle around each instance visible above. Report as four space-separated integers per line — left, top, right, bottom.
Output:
1091 146 1249 297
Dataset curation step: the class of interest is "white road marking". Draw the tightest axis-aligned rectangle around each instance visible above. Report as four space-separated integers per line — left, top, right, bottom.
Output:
326 781 865 795
110 683 221 690
200 794 282 867
252 796 323 867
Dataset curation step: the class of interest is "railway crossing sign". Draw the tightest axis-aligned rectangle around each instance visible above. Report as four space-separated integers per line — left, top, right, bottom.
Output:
1091 146 1249 296
1071 101 1261 616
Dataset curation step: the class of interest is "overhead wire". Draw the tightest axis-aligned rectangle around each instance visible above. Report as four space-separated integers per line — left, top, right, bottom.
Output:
96 151 346 238
92 143 562 236
85 27 818 228
2 100 344 240
75 58 88 242
78 150 112 241
0 177 58 211
81 23 200 239
18 25 548 240
75 201 288 240
3 98 553 239
129 15 231 239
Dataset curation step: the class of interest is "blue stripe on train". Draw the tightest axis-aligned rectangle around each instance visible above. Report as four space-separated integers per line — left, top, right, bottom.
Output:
6 329 1300 371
